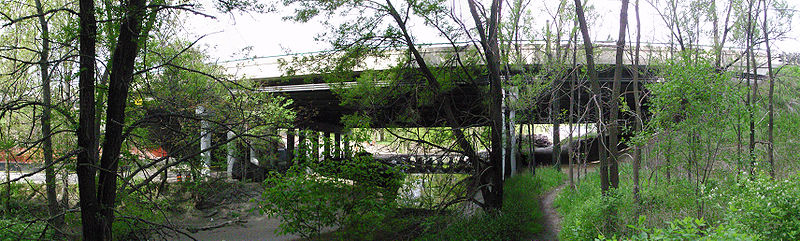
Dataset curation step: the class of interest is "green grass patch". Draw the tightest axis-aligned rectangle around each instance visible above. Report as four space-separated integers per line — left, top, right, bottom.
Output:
419 167 565 240
555 164 708 240
556 163 800 240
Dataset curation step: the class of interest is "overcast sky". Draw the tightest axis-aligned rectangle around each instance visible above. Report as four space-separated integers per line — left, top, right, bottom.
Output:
180 0 800 63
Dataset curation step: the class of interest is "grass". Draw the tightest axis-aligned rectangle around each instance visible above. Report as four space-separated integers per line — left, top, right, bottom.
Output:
554 164 710 240
418 166 566 240
554 162 800 240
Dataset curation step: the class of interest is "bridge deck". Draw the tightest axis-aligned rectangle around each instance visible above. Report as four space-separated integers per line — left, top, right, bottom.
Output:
260 67 654 131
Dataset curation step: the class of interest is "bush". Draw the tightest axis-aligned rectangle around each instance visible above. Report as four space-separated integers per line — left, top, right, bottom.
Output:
259 153 404 239
556 164 704 240
598 216 757 241
0 218 49 241
112 190 169 240
721 174 800 240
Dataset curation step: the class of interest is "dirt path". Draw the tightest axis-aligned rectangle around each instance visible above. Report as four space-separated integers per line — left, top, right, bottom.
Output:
531 183 566 241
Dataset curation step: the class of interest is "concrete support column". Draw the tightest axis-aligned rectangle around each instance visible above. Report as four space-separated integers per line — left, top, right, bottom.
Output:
323 132 332 159
249 146 258 165
267 128 277 168
502 88 519 178
310 131 319 161
334 132 342 158
343 131 351 158
226 130 236 179
287 128 295 163
196 106 211 177
298 130 306 162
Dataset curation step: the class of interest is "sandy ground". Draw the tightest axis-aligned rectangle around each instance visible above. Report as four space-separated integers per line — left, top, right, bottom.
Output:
175 215 299 241
156 182 305 241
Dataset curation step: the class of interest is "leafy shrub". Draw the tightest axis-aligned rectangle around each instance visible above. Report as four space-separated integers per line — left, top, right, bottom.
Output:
598 216 757 241
556 164 704 240
0 218 49 241
112 190 169 239
259 153 404 239
721 174 800 240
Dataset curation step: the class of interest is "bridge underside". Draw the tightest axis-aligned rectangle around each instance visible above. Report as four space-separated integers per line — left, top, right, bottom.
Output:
263 67 652 132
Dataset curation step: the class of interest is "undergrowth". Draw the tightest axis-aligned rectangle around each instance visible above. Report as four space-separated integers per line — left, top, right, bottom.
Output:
419 166 565 240
556 164 800 240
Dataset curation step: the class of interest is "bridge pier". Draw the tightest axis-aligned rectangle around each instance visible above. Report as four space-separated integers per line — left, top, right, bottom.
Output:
310 131 319 161
266 128 277 168
324 132 332 159
298 130 307 163
343 131 351 158
334 132 341 158
196 106 211 177
502 88 519 178
287 128 295 163
249 145 259 166
226 130 236 179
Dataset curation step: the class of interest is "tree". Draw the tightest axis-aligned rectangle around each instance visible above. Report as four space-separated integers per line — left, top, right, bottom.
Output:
33 0 64 236
762 0 774 178
608 0 630 189
573 0 609 194
76 0 100 239
467 0 505 208
279 0 515 209
632 0 643 201
72 0 274 239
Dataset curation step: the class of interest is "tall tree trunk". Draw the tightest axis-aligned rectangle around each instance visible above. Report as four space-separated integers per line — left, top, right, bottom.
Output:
34 0 64 237
553 84 561 170
77 0 101 238
568 54 576 189
96 0 147 238
762 0 775 178
717 1 735 69
747 0 758 175
467 0 505 209
609 0 629 189
574 0 608 194
632 0 643 202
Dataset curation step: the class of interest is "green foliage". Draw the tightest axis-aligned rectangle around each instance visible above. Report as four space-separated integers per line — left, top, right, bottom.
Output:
111 188 169 239
720 174 800 240
260 153 404 239
0 183 49 240
0 217 49 241
420 167 565 240
397 173 468 209
647 53 741 133
556 164 707 240
598 216 756 241
558 165 800 240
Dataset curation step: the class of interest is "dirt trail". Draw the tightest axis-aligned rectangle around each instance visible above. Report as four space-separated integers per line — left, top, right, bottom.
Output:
531 183 566 241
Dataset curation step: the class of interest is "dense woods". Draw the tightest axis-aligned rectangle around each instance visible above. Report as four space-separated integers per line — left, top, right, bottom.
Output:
1 0 799 240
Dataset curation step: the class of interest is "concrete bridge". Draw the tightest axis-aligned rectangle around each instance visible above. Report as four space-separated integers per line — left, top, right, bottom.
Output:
209 43 778 177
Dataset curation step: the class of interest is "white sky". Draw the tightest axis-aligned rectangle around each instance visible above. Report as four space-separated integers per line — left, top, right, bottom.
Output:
181 0 800 63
